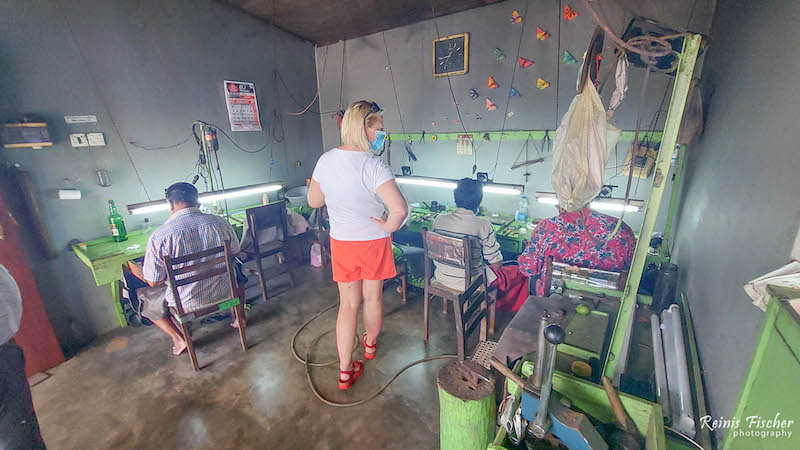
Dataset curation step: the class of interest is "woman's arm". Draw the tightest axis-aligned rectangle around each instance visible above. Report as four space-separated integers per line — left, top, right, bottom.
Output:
307 178 326 208
371 179 409 233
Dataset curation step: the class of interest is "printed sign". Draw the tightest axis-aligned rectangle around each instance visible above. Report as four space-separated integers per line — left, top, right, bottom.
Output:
223 81 262 132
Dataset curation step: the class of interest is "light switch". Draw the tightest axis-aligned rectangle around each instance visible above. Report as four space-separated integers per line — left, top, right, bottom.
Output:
87 132 106 146
69 133 89 147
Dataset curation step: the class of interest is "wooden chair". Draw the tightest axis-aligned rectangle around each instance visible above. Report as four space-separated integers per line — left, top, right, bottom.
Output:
164 241 246 372
308 206 330 268
421 228 493 361
244 201 296 302
395 258 408 303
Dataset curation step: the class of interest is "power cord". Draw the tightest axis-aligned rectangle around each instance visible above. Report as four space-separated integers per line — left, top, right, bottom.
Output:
291 302 457 407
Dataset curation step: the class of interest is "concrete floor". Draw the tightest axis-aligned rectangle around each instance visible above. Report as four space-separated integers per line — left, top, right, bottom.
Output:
31 266 507 449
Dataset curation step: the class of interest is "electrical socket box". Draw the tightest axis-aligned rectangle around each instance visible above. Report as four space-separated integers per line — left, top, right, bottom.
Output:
69 133 89 147
87 132 106 146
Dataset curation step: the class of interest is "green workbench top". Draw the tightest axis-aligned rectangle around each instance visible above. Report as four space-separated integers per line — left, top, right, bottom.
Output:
71 202 314 287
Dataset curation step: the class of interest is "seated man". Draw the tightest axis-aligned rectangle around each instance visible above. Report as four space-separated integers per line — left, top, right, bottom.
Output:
518 204 636 296
138 182 241 355
431 178 503 290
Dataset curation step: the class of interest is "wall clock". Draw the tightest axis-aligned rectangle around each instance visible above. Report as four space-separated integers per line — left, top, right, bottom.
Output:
433 33 469 77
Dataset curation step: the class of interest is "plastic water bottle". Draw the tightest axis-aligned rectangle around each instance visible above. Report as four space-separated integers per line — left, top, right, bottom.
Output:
516 195 528 222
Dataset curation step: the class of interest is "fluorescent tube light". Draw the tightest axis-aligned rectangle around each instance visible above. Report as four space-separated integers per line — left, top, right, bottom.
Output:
534 191 644 212
127 182 284 215
395 176 523 196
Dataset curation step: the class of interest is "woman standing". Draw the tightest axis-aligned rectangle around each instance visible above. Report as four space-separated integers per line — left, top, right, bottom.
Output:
307 101 409 390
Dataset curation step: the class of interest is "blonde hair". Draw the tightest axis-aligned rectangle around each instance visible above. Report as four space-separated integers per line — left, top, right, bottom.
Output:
341 100 383 153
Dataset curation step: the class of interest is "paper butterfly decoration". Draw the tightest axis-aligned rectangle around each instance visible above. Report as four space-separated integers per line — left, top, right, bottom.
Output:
562 51 577 64
493 47 506 61
487 77 499 89
536 77 550 90
509 87 520 98
563 5 579 21
485 98 497 111
518 57 533 69
536 27 550 40
469 89 479 100
511 10 523 23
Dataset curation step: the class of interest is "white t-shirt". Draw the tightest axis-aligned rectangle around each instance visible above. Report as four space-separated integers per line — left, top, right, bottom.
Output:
312 148 395 241
0 264 22 345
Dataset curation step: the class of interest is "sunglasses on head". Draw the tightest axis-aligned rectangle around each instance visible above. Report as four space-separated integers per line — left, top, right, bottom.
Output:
364 101 381 123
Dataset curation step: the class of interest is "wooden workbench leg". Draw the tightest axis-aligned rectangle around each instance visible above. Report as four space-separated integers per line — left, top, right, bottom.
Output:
109 282 128 328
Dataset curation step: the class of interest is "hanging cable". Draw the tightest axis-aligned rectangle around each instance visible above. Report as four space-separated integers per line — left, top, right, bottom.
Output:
382 31 415 165
339 40 346 111
428 0 476 173
286 46 328 116
129 135 193 151
488 0 529 178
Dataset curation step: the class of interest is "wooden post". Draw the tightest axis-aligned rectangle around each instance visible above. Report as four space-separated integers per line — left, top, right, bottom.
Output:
437 360 496 450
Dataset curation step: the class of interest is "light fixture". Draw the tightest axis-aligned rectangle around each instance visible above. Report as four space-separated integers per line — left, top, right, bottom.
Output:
534 191 644 212
126 181 284 214
395 176 523 196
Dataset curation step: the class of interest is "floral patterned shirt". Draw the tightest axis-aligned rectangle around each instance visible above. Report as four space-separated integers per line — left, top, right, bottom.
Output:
518 208 636 296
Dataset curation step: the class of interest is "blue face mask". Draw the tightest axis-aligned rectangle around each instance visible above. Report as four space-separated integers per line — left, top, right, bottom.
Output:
370 130 387 152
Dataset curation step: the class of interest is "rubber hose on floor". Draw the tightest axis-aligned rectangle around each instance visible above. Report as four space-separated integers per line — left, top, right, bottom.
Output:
291 302 458 407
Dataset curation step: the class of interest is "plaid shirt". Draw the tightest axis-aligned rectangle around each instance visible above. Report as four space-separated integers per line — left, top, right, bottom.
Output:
143 207 240 311
518 207 636 296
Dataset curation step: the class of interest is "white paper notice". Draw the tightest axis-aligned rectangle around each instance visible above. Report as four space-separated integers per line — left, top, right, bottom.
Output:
224 81 262 132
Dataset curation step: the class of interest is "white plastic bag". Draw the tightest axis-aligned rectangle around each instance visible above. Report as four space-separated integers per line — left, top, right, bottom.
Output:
552 81 621 212
310 243 323 268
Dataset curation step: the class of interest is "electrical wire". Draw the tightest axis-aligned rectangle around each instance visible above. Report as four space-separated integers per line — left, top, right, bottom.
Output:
665 426 705 450
382 31 414 166
428 0 476 173
292 302 457 407
201 121 270 153
488 0 529 178
339 40 346 111
286 46 328 116
129 134 193 151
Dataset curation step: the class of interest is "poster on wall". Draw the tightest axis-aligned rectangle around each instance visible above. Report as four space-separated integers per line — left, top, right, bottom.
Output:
223 80 262 132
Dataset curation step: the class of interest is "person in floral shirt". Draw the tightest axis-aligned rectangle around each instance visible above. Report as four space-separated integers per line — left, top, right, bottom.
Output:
518 207 636 296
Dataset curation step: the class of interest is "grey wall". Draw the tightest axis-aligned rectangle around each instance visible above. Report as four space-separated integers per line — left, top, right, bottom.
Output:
672 0 800 430
314 0 712 231
0 0 322 353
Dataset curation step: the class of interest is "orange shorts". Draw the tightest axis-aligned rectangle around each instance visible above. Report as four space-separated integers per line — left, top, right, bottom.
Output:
329 236 397 283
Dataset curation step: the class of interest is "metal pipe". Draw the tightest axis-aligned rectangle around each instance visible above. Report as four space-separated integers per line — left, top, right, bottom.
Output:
650 314 671 419
532 312 549 389
531 324 565 439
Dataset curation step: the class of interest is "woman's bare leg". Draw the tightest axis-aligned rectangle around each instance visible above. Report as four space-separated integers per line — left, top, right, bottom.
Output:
336 279 363 378
361 279 385 355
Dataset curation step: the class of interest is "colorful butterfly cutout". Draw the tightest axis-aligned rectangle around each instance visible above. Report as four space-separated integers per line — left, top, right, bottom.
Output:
509 87 520 98
511 10 523 23
469 89 479 100
563 5 579 21
562 51 577 64
485 98 497 111
487 77 499 89
493 47 506 61
536 77 550 90
518 57 533 69
536 27 550 40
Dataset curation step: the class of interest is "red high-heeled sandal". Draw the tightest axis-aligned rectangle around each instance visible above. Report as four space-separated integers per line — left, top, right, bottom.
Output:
362 332 377 360
338 361 364 390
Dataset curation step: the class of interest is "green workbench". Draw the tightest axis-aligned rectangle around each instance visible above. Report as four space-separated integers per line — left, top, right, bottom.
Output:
404 207 535 258
71 203 313 327
724 287 800 449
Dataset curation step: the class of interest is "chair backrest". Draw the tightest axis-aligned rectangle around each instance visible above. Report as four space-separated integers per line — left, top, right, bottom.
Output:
422 228 471 269
246 201 289 251
164 241 237 317
422 228 484 292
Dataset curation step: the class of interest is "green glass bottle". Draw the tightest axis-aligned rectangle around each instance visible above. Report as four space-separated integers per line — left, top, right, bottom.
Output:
108 199 128 242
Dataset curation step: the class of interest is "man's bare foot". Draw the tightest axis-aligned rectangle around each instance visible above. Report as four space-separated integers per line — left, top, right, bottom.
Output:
172 339 187 356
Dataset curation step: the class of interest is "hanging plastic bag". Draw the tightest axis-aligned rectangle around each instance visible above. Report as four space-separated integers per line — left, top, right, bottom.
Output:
552 81 621 212
310 243 323 268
